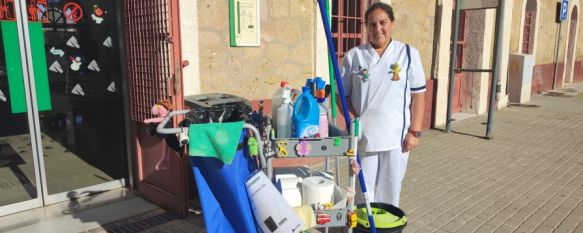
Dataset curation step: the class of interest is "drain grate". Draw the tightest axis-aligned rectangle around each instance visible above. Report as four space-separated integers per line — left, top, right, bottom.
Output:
101 212 177 233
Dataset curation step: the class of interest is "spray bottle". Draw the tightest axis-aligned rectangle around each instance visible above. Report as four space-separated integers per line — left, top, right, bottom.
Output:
276 87 293 138
271 81 290 127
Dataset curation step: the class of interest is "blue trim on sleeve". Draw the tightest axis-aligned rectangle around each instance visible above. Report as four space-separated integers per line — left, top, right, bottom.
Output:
411 85 426 91
401 44 411 146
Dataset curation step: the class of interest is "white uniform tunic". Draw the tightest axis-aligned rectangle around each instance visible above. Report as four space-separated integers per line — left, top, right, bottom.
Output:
341 40 426 152
340 40 426 206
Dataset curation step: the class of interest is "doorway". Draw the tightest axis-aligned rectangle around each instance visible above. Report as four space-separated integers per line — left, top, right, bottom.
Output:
565 6 578 84
0 0 127 216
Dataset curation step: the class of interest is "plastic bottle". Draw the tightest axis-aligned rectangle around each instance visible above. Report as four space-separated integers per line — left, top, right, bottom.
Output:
271 81 290 127
292 86 320 138
317 99 329 137
276 88 293 138
314 77 329 137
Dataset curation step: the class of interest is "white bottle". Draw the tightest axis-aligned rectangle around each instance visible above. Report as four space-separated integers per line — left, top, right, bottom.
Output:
317 99 329 137
276 88 293 138
271 81 290 127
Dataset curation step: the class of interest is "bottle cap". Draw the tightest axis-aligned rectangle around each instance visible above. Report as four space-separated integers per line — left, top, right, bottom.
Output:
280 81 289 87
314 77 326 89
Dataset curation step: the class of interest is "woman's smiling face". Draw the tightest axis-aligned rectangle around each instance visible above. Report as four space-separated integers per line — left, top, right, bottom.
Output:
366 8 395 50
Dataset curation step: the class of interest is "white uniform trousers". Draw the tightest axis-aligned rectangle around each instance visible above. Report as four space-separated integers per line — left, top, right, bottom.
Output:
355 149 409 207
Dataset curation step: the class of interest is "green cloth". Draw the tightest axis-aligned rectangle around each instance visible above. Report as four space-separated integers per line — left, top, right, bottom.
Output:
188 121 245 165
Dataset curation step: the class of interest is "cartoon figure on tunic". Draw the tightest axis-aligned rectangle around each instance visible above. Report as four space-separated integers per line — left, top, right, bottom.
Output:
353 65 370 82
390 63 400 81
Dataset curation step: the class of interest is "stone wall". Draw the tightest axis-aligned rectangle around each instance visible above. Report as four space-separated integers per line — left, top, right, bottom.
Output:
197 0 316 100
535 1 568 64
509 0 524 54
577 5 583 61
387 0 435 79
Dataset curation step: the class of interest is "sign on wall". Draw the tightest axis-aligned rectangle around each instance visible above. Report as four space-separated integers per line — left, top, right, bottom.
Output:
560 0 569 21
460 0 499 10
229 0 260 47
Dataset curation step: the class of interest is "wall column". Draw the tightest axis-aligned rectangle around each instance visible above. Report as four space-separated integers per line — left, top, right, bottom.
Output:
180 0 201 96
433 0 453 127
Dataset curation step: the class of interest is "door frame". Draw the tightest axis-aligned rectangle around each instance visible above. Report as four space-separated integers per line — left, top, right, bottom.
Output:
564 5 579 84
0 0 127 217
0 0 45 217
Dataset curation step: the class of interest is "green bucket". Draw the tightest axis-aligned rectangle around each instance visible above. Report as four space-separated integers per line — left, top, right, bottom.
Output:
354 203 407 233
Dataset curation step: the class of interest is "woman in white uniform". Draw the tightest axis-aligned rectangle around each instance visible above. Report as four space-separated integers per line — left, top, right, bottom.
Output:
340 2 426 207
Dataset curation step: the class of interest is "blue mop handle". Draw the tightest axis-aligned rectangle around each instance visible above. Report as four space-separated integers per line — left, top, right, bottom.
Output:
315 1 377 232
356 155 377 231
315 0 351 129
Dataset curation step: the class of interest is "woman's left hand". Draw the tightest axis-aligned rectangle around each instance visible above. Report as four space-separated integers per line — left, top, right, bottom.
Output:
404 133 420 152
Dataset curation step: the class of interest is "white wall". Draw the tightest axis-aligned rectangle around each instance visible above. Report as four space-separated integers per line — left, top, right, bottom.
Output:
180 0 201 96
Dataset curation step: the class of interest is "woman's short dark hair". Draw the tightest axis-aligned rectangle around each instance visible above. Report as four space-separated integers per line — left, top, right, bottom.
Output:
365 2 395 22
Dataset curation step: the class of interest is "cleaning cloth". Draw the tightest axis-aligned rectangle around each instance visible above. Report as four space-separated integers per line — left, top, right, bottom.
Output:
188 121 245 165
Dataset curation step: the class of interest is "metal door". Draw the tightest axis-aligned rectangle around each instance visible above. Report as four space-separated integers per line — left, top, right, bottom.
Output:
453 9 467 113
123 0 187 217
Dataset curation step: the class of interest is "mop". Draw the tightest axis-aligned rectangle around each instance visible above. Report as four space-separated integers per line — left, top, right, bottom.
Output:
315 0 377 232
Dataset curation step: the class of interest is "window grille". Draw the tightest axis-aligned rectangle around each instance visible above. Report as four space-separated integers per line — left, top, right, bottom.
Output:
522 11 535 54
331 0 366 62
123 0 182 121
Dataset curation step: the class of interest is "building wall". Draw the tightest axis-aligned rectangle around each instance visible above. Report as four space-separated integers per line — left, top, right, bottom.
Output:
578 6 583 61
387 0 435 80
196 0 317 100
509 0 524 54
534 1 568 64
180 0 201 96
463 10 495 114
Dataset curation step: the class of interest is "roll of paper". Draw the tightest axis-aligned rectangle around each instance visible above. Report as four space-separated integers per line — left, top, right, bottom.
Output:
282 188 302 207
301 176 334 206
279 176 300 190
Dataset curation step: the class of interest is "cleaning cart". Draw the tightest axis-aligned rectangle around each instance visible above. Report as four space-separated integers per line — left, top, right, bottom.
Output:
266 120 361 232
156 93 267 233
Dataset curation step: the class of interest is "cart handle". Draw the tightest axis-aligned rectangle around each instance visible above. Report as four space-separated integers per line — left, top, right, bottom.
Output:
155 110 266 170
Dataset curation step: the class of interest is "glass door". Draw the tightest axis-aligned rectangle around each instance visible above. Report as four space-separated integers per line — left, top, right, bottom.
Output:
34 0 127 204
1 0 128 216
0 0 44 216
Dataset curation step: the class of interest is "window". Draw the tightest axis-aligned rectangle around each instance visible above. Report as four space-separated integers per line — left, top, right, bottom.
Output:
453 10 468 71
522 0 536 54
331 0 367 62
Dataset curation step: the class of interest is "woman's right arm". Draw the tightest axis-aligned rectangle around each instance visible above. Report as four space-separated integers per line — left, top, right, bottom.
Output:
337 51 358 119
336 95 358 119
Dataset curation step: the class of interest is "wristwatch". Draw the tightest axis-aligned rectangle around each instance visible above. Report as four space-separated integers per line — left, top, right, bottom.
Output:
408 129 422 138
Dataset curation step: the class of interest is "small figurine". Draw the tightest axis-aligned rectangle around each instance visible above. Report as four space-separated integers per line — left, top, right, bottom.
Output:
353 65 370 82
276 140 289 157
248 137 258 157
144 99 173 123
333 137 342 147
360 68 370 82
344 149 355 157
295 140 311 157
390 63 401 81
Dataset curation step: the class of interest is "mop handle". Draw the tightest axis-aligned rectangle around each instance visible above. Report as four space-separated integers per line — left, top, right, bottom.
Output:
315 1 377 232
315 0 351 128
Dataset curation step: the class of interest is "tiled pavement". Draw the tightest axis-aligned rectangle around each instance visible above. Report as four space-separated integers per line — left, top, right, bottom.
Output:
87 83 583 233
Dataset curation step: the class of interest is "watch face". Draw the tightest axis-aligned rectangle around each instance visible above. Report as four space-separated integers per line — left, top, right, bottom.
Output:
410 130 421 137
